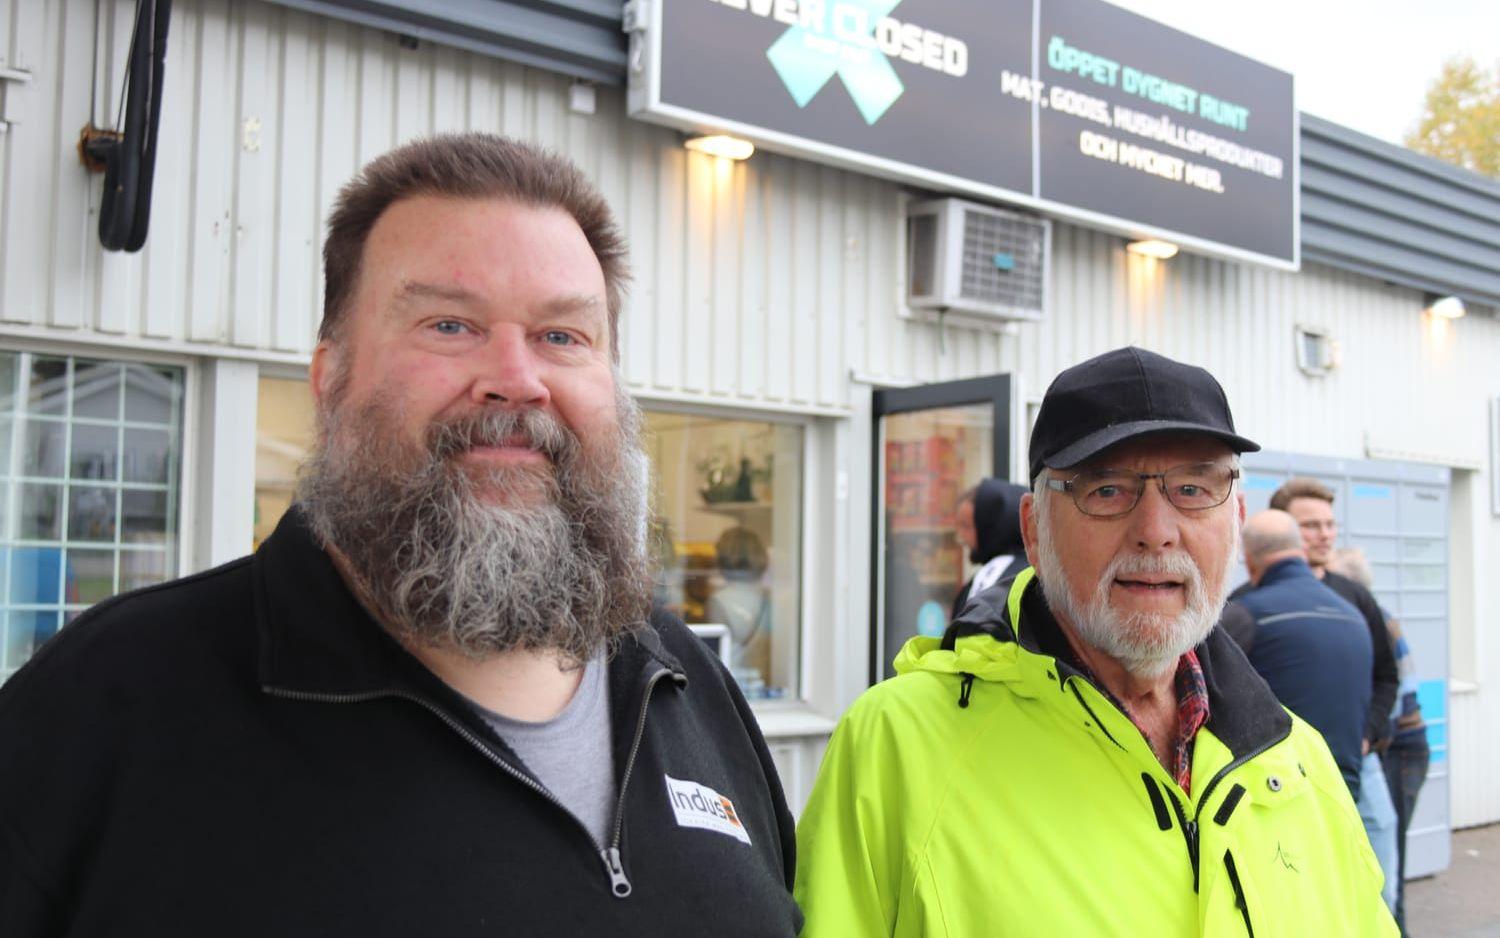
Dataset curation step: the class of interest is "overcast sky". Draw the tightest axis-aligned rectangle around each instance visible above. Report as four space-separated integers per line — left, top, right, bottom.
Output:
1104 0 1500 145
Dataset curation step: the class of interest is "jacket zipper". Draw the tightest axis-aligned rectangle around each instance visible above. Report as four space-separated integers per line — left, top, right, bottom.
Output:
1065 678 1211 891
1166 729 1289 896
1164 787 1200 891
601 667 676 899
265 671 679 900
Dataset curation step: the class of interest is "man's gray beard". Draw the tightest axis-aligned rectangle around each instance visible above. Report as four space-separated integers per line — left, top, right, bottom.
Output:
296 382 653 665
1034 499 1238 678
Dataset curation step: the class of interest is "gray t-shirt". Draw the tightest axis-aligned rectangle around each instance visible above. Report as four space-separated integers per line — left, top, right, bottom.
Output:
470 651 616 847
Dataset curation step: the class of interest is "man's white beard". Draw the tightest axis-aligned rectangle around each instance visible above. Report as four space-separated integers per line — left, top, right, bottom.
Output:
1034 504 1238 678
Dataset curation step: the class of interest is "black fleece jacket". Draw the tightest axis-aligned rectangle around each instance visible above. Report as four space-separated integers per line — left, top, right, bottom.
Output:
0 508 801 937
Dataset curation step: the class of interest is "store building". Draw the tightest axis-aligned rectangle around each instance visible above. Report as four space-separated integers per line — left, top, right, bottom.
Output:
2 0 1498 879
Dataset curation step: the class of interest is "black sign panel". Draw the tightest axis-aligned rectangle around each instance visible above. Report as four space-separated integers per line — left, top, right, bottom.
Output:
1035 0 1295 262
631 0 1298 267
655 0 1035 195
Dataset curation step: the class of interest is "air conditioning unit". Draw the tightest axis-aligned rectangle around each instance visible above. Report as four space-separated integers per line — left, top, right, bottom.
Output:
904 197 1050 323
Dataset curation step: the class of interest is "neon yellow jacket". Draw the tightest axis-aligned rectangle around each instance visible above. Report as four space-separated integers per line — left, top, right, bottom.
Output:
795 571 1395 936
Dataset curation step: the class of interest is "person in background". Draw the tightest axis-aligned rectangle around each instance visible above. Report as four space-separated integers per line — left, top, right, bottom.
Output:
951 478 1029 618
706 526 772 686
1263 477 1401 912
1224 510 1372 799
1331 546 1429 935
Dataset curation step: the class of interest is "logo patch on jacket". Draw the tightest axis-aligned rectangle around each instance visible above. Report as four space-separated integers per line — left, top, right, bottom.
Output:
664 775 752 845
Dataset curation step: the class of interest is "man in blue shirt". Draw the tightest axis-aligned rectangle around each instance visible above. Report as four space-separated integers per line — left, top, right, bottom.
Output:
1223 509 1372 797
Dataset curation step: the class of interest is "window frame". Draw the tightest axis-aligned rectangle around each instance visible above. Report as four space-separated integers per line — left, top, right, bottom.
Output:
251 363 314 550
636 395 819 716
0 338 199 673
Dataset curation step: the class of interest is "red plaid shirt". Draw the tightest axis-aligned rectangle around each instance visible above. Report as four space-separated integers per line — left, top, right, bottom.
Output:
1079 650 1210 793
1167 650 1211 792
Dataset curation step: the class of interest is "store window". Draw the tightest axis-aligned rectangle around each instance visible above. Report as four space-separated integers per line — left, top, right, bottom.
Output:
0 351 185 680
644 411 803 702
254 376 316 548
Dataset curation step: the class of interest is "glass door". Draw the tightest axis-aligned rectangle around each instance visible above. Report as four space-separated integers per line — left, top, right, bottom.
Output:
871 375 1011 683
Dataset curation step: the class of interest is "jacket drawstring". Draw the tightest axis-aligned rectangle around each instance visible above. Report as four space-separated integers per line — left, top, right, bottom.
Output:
957 673 975 708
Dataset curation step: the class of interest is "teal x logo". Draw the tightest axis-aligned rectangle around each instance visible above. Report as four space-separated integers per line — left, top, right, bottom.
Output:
765 0 905 125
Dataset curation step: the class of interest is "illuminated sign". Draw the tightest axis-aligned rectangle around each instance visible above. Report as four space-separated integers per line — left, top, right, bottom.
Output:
627 0 1298 268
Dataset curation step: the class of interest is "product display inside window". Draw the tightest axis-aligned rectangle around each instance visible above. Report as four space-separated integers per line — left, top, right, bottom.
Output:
644 411 803 702
879 405 993 676
0 351 184 680
254 377 316 549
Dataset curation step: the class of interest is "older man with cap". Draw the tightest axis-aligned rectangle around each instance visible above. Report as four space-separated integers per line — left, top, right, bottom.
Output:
795 347 1393 936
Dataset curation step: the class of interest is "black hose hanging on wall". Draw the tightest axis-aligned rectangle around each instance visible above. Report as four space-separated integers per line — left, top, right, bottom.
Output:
89 0 172 252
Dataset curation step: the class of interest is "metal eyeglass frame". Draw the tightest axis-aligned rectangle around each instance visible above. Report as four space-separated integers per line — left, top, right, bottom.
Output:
1044 463 1241 518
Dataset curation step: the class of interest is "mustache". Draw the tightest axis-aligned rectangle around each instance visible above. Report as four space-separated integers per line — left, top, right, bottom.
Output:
1096 550 1208 610
1102 551 1203 586
426 407 577 464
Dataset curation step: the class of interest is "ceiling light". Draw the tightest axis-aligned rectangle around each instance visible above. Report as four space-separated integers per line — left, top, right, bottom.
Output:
1425 295 1466 319
683 134 755 161
1126 239 1179 259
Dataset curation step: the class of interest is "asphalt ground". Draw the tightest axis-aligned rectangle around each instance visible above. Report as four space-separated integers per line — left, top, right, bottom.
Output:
1406 823 1500 937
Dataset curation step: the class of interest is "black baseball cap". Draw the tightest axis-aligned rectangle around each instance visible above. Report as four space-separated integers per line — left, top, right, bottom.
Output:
1028 346 1259 482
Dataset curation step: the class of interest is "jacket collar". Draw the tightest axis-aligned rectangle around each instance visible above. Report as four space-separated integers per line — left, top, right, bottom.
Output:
1258 556 1316 587
942 572 1291 760
253 506 684 701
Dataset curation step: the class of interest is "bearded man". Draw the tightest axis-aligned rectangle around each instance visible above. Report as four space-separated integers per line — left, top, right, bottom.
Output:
0 134 800 937
795 347 1394 936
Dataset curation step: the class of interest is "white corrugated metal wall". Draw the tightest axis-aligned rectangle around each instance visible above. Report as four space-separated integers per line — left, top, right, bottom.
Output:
2 0 1498 827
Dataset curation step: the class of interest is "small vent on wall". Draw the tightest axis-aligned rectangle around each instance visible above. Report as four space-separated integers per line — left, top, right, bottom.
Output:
1294 324 1339 377
904 197 1050 324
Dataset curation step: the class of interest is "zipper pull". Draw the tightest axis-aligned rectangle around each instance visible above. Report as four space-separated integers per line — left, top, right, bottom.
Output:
601 847 632 899
1185 818 1201 891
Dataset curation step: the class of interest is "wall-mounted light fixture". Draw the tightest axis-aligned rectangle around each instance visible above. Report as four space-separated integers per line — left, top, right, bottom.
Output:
683 134 755 160
1126 239 1178 259
1425 294 1466 320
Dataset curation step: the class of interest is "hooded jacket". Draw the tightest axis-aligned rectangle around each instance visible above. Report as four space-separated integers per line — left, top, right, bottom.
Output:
796 570 1394 937
0 508 801 937
951 479 1029 618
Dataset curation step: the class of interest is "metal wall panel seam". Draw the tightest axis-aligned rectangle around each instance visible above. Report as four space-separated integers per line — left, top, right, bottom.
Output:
49 0 97 331
259 0 625 85
186 0 235 344
0 0 51 325
1297 247 1500 312
95 0 140 337
772 155 800 398
1299 136 1500 222
229 0 276 349
271 7 318 353
814 165 841 407
1303 168 1500 249
1302 114 1500 200
0 0 14 69
1297 230 1500 305
1301 192 1500 273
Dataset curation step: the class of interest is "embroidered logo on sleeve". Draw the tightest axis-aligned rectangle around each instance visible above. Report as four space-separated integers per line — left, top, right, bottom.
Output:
664 775 752 845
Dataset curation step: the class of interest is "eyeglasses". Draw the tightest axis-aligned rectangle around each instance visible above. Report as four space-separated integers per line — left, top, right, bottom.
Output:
1046 462 1240 518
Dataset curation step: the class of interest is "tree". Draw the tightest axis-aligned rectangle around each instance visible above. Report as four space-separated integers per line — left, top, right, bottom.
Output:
1405 57 1500 178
